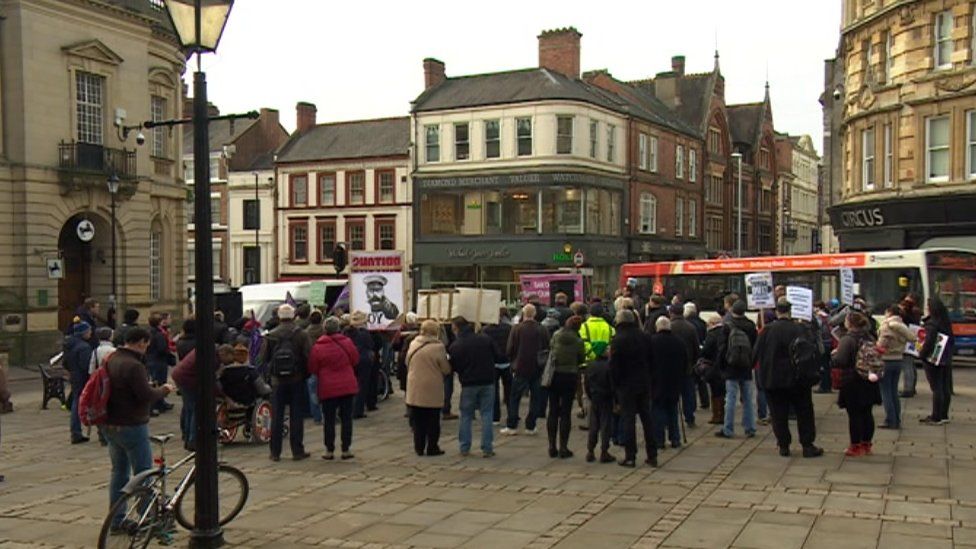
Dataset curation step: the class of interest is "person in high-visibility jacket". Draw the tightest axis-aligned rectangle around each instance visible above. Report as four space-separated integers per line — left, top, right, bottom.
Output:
579 304 615 363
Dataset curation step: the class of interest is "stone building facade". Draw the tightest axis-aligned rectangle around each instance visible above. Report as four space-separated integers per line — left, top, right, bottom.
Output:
0 0 186 364
776 134 821 255
828 0 976 252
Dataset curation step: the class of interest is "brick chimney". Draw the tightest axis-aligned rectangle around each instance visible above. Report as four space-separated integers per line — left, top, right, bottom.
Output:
296 102 316 133
671 55 686 77
260 108 279 131
423 58 446 90
538 27 582 78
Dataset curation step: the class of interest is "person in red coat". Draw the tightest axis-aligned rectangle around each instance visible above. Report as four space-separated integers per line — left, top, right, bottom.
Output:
308 316 360 460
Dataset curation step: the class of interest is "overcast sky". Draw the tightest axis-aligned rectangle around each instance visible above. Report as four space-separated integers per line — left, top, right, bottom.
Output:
195 0 841 153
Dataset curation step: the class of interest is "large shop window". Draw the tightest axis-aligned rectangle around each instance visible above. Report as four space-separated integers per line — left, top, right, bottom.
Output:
586 188 619 236
541 187 583 234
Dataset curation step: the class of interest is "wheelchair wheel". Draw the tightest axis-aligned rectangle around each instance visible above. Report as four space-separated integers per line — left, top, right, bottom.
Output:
250 399 273 443
216 402 237 444
376 369 391 402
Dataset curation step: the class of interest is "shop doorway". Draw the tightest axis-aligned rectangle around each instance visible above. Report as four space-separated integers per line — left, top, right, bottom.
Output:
57 213 111 331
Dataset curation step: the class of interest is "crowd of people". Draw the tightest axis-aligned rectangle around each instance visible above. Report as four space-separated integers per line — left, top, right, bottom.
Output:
50 285 957 530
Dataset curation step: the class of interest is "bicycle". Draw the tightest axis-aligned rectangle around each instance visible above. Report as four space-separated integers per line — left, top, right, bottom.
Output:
97 433 249 548
375 364 392 402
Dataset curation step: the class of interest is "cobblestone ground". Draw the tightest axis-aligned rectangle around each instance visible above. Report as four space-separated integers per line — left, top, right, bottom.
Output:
2 365 976 548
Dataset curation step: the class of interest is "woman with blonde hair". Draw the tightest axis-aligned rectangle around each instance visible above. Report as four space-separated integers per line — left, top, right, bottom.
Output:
405 320 452 456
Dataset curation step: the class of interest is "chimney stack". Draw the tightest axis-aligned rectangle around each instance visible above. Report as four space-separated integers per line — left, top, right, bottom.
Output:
671 55 686 77
423 58 446 90
538 27 582 78
296 102 317 133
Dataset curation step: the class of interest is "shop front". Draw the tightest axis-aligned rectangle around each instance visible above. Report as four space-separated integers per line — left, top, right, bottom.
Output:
828 194 976 253
413 171 628 304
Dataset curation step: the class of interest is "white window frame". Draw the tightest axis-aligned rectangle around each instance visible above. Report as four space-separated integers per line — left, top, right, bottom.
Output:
966 110 976 180
884 32 893 83
688 199 697 237
638 133 648 170
926 115 951 183
935 11 954 70
516 117 533 157
76 71 104 145
589 119 598 159
862 127 875 190
151 95 166 158
454 122 469 161
485 119 500 159
606 124 615 163
210 193 222 227
675 198 684 236
883 123 893 187
676 145 684 179
649 136 658 172
689 149 697 182
425 124 440 163
212 238 222 281
149 230 161 301
556 115 574 155
639 192 657 234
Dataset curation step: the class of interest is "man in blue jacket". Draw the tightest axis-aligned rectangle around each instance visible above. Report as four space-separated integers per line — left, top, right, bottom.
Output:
65 321 93 444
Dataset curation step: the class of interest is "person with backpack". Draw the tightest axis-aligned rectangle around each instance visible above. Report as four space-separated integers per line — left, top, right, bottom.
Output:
831 310 882 457
715 300 759 439
878 304 916 429
754 298 824 458
257 303 312 462
66 321 94 444
919 297 955 425
101 327 174 531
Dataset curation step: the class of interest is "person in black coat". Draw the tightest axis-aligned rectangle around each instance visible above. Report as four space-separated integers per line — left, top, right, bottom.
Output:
643 295 669 335
650 317 687 449
65 321 94 444
146 313 175 414
346 312 376 419
754 299 823 458
112 309 140 347
700 316 727 424
609 310 656 468
449 317 502 456
176 318 197 360
482 309 513 424
669 305 700 427
584 350 614 463
919 297 954 425
832 310 882 456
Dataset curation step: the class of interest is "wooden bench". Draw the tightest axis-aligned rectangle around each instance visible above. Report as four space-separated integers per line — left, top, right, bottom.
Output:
39 353 67 410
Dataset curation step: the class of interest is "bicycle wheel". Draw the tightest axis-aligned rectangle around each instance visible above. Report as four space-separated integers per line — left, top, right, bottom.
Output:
250 399 273 443
376 370 391 402
174 464 249 530
97 486 160 549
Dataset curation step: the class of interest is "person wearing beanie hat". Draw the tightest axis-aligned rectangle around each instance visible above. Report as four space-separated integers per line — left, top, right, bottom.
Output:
65 321 94 444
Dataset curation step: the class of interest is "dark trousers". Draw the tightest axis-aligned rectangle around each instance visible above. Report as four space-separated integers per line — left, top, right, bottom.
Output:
619 390 656 462
587 398 613 453
180 388 197 447
270 379 305 458
818 353 833 392
148 362 169 411
652 397 680 447
546 372 577 450
680 377 696 423
696 377 710 408
443 373 455 415
410 406 441 455
846 404 875 444
321 395 354 453
366 361 378 411
507 373 542 430
924 362 952 421
765 386 817 449
707 377 726 398
354 363 371 417
493 367 513 423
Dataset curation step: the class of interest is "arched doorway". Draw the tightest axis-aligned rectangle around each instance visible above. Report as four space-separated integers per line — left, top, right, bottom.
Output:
57 213 112 330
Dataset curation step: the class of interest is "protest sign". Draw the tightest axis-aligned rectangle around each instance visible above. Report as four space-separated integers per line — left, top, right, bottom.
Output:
786 286 814 321
745 272 775 310
840 268 855 306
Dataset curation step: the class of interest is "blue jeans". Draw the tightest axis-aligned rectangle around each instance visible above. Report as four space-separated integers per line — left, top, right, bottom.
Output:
902 358 917 394
723 379 757 436
459 384 494 453
69 381 84 438
103 424 153 525
443 374 455 415
652 398 681 447
681 377 696 423
180 388 197 447
507 373 542 430
880 358 905 427
307 377 322 423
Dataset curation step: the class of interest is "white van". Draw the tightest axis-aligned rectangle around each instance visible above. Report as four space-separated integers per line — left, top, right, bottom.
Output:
240 280 346 324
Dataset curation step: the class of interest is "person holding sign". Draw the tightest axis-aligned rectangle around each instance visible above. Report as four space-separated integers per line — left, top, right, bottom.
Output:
877 305 916 429
919 298 955 425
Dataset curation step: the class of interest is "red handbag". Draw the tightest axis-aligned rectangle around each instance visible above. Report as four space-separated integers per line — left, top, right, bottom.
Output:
830 368 844 390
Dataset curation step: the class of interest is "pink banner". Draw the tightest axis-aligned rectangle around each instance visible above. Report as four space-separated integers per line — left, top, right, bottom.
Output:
519 274 584 306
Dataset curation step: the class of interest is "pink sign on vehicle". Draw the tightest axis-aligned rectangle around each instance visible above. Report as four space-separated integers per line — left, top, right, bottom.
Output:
519 273 584 306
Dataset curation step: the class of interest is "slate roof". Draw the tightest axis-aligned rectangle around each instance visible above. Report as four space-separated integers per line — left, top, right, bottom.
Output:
182 117 260 155
247 151 275 171
103 0 176 33
727 103 764 147
607 77 700 137
276 117 410 164
411 68 626 113
633 72 714 131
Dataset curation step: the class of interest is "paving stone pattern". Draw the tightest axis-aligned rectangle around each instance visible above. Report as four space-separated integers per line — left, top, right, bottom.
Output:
2 366 976 548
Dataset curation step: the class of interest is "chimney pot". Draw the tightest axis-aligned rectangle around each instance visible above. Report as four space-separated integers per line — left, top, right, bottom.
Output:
423 58 446 90
538 27 582 78
671 55 686 76
296 102 317 133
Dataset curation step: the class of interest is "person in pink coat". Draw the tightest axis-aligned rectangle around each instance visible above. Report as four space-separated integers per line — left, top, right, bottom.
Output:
307 316 360 460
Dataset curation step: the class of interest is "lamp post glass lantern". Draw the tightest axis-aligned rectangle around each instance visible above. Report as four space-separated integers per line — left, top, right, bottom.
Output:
163 0 234 547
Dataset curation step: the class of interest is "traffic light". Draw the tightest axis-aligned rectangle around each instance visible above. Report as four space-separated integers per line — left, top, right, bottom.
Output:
333 244 347 273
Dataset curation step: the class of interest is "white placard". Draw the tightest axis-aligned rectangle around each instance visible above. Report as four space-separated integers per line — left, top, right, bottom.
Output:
840 268 855 306
905 324 922 357
786 286 814 321
349 251 405 331
745 272 775 310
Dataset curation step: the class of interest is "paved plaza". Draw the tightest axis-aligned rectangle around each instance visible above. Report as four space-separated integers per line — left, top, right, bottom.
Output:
3 365 976 548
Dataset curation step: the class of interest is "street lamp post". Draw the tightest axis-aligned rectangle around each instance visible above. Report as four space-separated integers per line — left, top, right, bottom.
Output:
107 175 120 312
731 152 743 257
162 1 233 547
253 172 259 283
